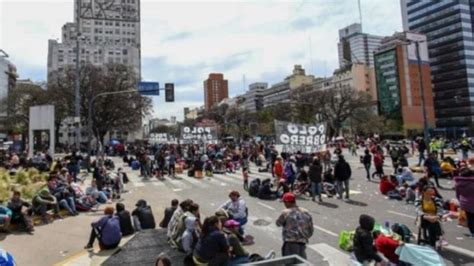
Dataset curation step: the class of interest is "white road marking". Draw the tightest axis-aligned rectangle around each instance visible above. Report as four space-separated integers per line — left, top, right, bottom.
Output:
172 188 183 192
308 243 349 266
257 202 276 211
177 175 209 188
211 173 243 185
313 225 338 237
387 210 416 219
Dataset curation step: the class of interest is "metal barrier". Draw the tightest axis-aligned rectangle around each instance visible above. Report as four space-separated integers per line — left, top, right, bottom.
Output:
244 255 314 266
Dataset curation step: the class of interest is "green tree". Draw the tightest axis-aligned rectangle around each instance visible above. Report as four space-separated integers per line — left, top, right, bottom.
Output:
47 63 152 145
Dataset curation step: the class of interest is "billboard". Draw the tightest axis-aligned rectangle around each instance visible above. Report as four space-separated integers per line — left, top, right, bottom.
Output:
274 120 326 153
180 126 217 144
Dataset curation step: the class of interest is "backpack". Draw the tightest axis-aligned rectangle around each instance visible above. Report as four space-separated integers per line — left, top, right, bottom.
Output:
258 179 272 200
284 163 295 179
392 223 412 243
248 178 261 197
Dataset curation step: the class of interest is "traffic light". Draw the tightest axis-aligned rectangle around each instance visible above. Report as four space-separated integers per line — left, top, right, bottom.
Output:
165 83 174 102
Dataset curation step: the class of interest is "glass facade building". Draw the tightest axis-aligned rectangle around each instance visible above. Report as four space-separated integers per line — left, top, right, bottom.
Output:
401 0 474 129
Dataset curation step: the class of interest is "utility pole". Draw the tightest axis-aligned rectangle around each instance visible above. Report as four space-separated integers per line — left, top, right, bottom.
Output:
75 0 81 151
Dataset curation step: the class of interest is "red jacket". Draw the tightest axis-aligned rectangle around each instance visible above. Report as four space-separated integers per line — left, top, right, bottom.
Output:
273 161 283 178
375 234 400 263
373 153 383 167
380 179 396 195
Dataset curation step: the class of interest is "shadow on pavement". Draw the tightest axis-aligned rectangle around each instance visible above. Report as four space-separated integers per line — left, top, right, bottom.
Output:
439 247 474 265
318 201 339 209
345 199 368 207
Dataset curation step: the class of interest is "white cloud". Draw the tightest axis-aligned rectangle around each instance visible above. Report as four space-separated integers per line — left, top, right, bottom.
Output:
0 0 402 121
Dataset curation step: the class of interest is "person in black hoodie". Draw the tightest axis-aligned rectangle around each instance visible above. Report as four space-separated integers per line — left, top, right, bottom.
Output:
115 203 134 236
132 199 156 231
308 158 323 202
353 214 386 265
334 155 352 200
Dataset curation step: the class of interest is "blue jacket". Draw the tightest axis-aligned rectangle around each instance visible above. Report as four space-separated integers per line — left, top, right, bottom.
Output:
92 215 122 246
0 206 12 218
194 228 228 262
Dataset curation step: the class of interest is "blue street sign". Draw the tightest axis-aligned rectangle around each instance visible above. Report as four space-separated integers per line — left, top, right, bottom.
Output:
138 81 160 96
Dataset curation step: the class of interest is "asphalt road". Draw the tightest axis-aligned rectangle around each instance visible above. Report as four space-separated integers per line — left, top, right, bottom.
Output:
3 150 474 266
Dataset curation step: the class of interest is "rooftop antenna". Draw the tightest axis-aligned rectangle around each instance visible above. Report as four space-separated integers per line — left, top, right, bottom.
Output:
358 0 363 32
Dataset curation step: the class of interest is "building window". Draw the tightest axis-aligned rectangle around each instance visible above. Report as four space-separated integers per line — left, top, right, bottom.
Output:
122 49 128 55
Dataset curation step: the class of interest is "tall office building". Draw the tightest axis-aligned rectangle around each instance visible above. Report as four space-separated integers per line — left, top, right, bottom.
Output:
401 0 474 130
374 32 436 134
47 0 141 79
204 73 229 111
338 23 385 67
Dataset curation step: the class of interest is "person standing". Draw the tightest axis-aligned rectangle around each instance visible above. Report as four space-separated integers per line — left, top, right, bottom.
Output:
454 169 474 238
276 192 313 259
334 155 352 200
362 149 371 181
168 152 176 178
308 158 323 202
424 152 442 188
417 138 427 167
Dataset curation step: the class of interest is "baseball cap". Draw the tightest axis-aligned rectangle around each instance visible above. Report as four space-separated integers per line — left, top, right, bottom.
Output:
224 219 240 228
282 192 295 203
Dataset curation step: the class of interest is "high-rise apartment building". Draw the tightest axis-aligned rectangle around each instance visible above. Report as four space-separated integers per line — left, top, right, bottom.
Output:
0 53 17 139
204 73 229 111
401 0 474 130
241 82 267 113
374 32 436 134
338 23 385 67
47 0 141 79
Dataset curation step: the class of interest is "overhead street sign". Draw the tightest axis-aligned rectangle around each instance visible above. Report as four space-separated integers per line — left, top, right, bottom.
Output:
138 81 159 96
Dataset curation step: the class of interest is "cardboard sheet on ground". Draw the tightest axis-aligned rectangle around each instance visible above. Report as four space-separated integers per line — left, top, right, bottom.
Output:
103 229 185 266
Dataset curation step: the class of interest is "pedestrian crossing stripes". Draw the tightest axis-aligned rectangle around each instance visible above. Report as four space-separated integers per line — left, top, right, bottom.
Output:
125 169 362 195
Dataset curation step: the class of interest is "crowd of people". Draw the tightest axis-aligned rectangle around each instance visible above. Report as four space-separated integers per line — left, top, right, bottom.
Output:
2 135 474 265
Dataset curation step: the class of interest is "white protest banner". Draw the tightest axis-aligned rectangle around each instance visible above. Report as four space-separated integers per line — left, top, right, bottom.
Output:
149 133 168 144
274 120 326 153
180 126 217 144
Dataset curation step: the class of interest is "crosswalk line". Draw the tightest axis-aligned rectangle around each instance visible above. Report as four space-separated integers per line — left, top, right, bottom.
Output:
308 243 349 266
177 175 210 188
212 173 244 185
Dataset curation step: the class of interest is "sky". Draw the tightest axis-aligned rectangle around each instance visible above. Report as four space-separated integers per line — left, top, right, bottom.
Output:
0 0 402 121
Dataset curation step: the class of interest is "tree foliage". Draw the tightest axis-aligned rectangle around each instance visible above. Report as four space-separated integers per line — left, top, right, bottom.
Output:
2 81 48 134
47 63 152 144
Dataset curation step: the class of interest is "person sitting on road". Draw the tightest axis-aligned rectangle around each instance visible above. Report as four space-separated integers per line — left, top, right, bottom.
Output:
440 158 456 178
353 214 387 265
49 177 78 216
84 206 121 250
223 219 250 265
179 203 200 255
373 231 402 265
379 175 397 195
219 191 247 235
0 201 12 232
30 189 62 224
86 179 110 204
396 166 415 186
193 215 229 265
7 191 34 233
132 199 156 231
115 203 134 236
415 185 444 248
159 199 179 228
167 199 193 239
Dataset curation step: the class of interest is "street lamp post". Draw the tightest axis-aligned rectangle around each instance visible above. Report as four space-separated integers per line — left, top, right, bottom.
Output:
413 40 430 148
75 0 82 151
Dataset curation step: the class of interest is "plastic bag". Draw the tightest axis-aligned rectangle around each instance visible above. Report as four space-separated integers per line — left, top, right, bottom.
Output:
396 243 445 266
338 230 355 251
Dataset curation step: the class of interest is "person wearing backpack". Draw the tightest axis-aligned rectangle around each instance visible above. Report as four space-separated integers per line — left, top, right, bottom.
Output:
132 199 156 231
84 206 122 250
334 155 352 200
276 192 313 259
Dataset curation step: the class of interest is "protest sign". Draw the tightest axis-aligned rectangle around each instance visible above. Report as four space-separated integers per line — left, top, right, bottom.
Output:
274 120 326 153
149 133 168 144
180 126 217 144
